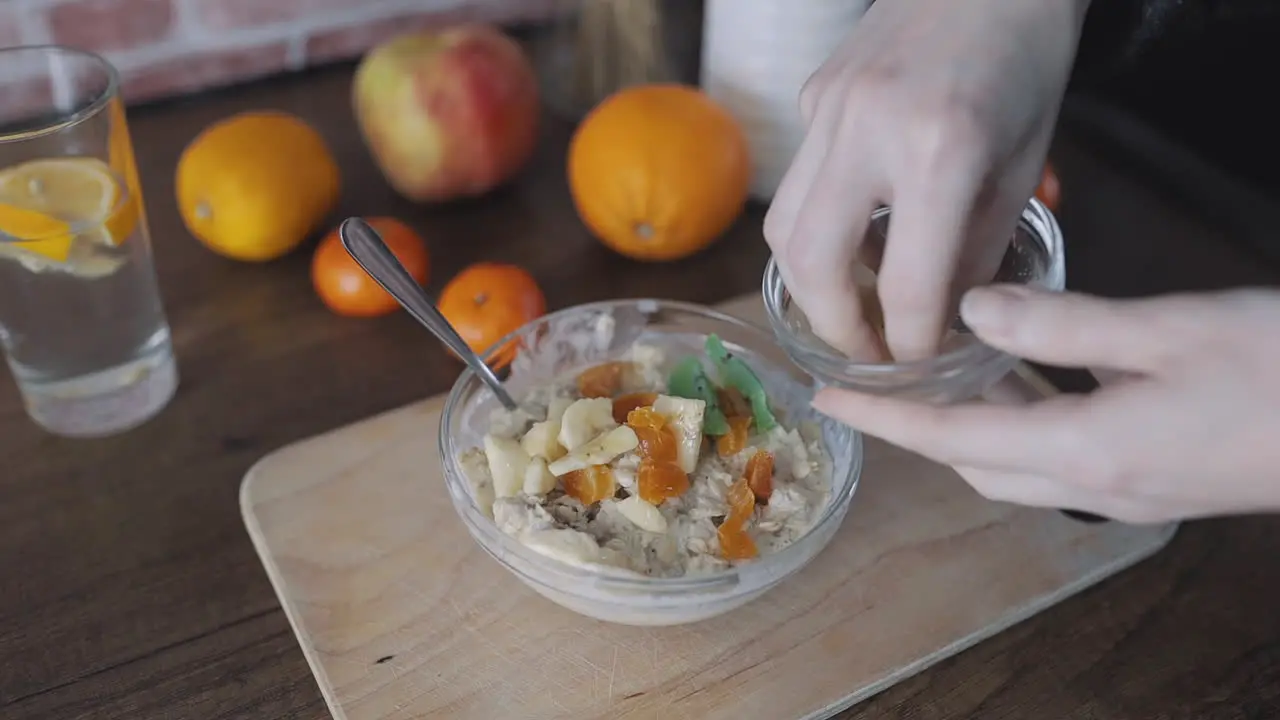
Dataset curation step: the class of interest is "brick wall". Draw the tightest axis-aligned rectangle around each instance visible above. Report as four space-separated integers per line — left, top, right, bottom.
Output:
0 0 561 104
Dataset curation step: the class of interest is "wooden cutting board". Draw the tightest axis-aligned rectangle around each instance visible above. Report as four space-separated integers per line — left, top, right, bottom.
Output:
241 292 1176 720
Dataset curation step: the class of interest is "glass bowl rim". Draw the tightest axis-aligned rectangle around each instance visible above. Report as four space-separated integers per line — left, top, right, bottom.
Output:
439 297 865 594
762 197 1065 379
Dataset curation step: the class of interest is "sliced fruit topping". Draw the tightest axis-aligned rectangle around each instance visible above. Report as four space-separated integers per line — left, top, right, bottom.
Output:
482 434 530 499
716 415 751 458
705 334 778 431
576 361 627 398
637 458 690 505
612 391 656 423
744 450 775 504
718 524 759 561
522 456 557 496
616 495 668 533
520 398 573 461
667 356 729 435
651 394 706 473
562 464 616 505
557 397 617 451
716 385 752 420
548 425 638 476
717 476 759 561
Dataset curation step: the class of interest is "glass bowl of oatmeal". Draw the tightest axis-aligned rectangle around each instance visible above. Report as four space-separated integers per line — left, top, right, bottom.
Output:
762 197 1066 403
440 299 862 626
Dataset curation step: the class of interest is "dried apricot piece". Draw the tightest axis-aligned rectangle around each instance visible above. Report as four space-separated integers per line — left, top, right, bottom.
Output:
744 450 774 503
718 524 759 561
717 386 751 420
576 362 627 398
715 415 752 457
633 426 679 464
561 465 615 505
612 392 658 423
637 459 690 504
625 405 666 431
725 476 755 522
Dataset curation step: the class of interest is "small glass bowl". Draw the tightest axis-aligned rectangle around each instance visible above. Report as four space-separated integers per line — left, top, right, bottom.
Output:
763 198 1066 403
440 299 862 626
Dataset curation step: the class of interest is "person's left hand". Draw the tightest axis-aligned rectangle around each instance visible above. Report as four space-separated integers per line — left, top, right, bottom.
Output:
811 284 1280 523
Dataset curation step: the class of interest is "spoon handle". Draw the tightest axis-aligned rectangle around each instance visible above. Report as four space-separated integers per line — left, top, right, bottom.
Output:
338 217 519 411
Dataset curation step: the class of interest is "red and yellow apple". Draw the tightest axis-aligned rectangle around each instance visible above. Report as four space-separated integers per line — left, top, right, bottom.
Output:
352 24 540 203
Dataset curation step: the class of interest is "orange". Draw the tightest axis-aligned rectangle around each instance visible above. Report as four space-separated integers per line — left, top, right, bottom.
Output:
567 83 751 262
437 262 546 362
312 217 429 317
1036 161 1061 213
176 111 340 262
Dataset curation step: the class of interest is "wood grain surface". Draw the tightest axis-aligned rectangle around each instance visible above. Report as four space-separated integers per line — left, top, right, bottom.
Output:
2 63 1280 720
241 292 1176 720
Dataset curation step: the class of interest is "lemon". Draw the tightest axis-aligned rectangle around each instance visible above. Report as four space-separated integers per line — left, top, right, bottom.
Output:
0 157 140 264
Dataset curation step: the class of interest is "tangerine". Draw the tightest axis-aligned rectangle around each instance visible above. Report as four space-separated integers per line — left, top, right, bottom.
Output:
1036 161 1061 213
437 262 546 364
312 217 429 317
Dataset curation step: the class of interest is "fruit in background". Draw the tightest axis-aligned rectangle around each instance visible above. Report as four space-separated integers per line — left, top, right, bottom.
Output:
352 25 540 203
312 217 429 317
176 111 340 262
1036 161 1061 213
437 262 545 364
568 83 751 262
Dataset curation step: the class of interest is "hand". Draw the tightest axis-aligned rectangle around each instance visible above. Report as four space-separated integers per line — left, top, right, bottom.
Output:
812 285 1280 524
763 0 1090 361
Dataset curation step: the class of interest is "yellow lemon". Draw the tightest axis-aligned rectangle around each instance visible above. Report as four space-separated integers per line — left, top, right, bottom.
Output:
176 111 341 262
0 157 137 263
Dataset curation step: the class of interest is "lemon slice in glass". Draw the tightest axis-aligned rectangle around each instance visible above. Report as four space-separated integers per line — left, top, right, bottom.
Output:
0 157 138 275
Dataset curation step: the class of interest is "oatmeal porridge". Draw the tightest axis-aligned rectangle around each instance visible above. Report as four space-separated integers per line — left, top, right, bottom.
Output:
458 334 833 578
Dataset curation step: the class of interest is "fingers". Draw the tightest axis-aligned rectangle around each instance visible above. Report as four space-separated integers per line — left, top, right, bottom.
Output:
763 102 838 257
811 386 1092 473
952 466 1177 524
876 148 984 361
959 286 1178 373
785 154 889 360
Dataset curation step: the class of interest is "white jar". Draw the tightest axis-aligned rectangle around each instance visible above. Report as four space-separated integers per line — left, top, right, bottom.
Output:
700 0 871 200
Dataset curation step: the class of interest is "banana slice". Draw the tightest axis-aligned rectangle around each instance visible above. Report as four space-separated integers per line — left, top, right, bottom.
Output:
652 395 706 473
523 455 558 496
520 528 634 571
557 397 616 451
483 434 530 499
616 495 668 533
548 425 639 476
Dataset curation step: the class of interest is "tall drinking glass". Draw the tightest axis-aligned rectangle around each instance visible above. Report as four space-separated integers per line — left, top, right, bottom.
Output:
0 46 176 437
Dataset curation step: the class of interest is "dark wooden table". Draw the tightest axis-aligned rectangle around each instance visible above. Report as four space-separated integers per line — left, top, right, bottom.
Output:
3 64 1279 720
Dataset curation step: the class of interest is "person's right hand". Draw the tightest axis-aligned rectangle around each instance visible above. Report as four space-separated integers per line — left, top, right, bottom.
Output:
763 0 1092 362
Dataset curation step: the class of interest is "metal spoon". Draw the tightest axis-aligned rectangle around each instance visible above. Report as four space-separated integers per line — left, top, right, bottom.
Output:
339 217 520 411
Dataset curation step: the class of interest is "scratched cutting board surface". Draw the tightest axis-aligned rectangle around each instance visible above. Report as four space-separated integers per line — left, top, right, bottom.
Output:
241 293 1177 720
